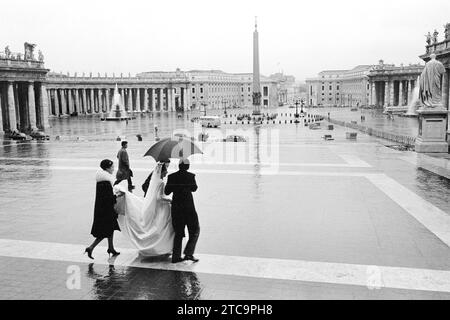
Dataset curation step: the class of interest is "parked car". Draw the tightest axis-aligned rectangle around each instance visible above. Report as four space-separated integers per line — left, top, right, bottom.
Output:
5 130 28 141
30 131 50 140
200 116 221 128
223 135 246 142
173 131 195 141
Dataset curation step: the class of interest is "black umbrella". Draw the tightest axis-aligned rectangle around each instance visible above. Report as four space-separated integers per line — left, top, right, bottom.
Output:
143 137 203 162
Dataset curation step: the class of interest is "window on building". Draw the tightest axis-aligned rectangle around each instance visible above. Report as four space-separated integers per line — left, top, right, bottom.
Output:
200 88 203 94
192 88 195 94
337 85 340 90
200 96 203 99
248 87 251 92
263 87 268 96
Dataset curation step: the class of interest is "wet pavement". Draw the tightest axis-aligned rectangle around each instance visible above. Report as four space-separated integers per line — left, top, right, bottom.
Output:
316 106 419 138
0 107 449 299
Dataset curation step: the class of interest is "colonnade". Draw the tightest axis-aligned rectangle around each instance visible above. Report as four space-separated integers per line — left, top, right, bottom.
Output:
369 79 417 108
46 86 191 117
0 81 49 133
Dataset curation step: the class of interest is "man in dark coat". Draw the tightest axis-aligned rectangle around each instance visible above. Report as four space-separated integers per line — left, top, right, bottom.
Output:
164 159 200 263
116 141 135 192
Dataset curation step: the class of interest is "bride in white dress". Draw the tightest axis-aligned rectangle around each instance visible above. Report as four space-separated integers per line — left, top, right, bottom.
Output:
113 162 174 256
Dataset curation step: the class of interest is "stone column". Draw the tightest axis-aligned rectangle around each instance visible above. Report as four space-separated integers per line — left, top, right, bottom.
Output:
61 89 67 115
46 90 52 116
152 88 157 111
68 89 74 114
99 89 104 112
54 89 60 116
39 84 50 129
442 69 449 110
157 88 162 111
388 81 393 107
27 82 37 131
171 88 176 111
144 88 149 111
373 82 377 106
384 81 390 107
0 92 2 133
186 86 191 110
166 88 171 111
136 88 141 111
445 69 450 139
74 89 80 113
407 80 413 106
127 88 132 111
7 81 17 132
79 88 86 114
181 87 186 111
94 89 99 113
106 88 111 111
14 84 20 127
399 81 403 106
89 89 95 113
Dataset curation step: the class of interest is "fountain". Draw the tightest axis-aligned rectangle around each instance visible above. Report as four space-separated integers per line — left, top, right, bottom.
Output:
403 76 421 117
105 84 133 121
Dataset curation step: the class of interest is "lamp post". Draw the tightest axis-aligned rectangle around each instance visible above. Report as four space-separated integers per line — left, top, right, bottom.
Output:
222 98 227 116
294 100 300 118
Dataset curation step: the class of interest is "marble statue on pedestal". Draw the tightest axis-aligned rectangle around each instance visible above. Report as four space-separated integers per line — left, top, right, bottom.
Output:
4 46 11 58
425 32 432 45
432 30 439 44
419 53 446 108
24 42 36 60
38 50 44 62
443 23 450 40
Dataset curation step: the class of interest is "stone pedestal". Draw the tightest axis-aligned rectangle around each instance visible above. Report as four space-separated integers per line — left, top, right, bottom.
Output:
415 108 449 153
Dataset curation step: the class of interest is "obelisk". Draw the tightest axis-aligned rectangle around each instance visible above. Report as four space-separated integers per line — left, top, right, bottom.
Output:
252 17 261 116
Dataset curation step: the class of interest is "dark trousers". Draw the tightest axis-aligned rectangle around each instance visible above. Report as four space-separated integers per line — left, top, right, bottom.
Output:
127 176 133 192
172 216 200 259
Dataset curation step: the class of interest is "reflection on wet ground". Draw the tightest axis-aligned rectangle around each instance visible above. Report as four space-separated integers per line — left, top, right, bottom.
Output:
0 107 449 299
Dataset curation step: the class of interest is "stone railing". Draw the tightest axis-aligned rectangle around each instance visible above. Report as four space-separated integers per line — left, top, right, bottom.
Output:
425 39 450 54
46 74 190 84
0 51 45 68
324 117 417 147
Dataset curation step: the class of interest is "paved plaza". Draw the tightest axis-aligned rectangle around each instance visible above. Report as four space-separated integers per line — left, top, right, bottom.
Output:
0 108 449 300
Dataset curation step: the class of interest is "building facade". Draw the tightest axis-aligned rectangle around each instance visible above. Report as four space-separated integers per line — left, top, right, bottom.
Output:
269 73 297 105
1 44 282 134
306 63 423 109
368 60 423 111
0 44 50 134
305 66 372 107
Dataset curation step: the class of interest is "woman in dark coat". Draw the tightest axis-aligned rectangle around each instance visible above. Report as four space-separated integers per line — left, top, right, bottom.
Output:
84 159 121 259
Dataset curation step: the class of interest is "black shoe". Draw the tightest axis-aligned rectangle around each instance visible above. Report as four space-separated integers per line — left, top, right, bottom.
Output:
183 255 199 263
107 249 120 257
172 257 183 263
84 247 94 260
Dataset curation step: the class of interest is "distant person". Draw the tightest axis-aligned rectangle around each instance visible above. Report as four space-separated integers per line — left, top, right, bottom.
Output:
164 159 200 263
84 159 121 259
116 141 135 192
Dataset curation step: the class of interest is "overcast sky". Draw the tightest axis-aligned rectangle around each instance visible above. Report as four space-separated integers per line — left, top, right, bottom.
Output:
1 0 449 81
